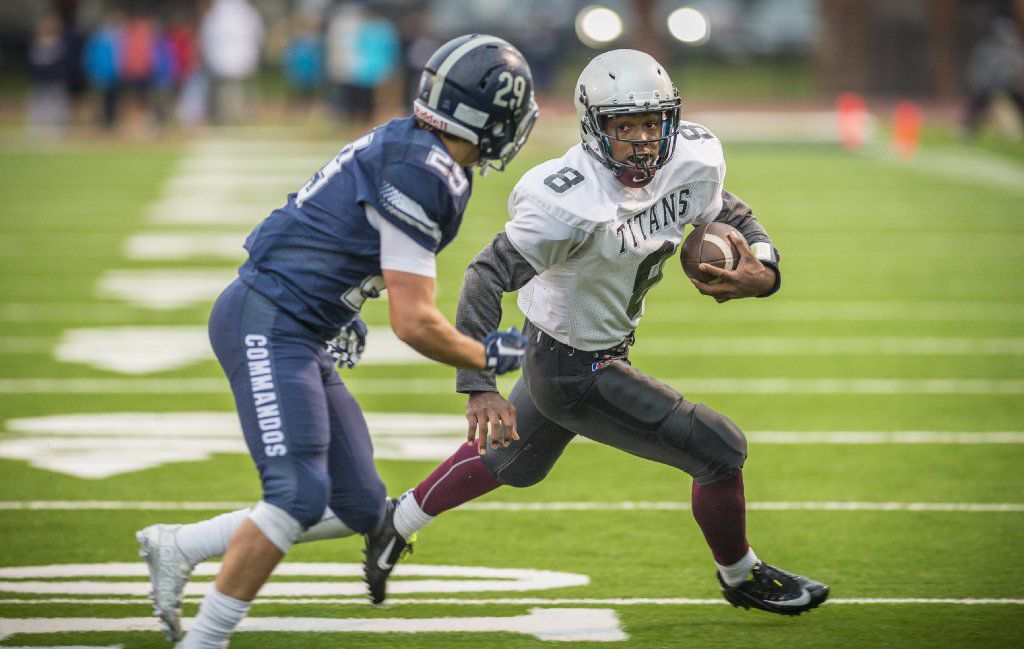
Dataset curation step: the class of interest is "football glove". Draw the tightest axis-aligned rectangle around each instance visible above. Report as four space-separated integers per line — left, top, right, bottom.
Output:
328 316 368 369
482 327 527 376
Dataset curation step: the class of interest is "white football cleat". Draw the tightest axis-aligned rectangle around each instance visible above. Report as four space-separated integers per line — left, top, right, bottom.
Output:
137 524 196 642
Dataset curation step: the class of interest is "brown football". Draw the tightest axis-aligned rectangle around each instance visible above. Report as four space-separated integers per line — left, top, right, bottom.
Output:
680 222 741 284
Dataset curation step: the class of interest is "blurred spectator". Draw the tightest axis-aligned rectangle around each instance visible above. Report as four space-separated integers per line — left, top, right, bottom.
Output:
82 10 122 129
200 0 264 124
120 13 159 133
520 12 559 94
325 3 399 124
399 11 438 106
152 24 176 126
283 13 323 111
57 5 88 115
168 15 205 127
168 19 198 87
27 13 70 138
964 16 1024 137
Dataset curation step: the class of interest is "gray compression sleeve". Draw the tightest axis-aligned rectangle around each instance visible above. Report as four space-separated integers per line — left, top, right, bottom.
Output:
714 189 782 297
455 231 539 394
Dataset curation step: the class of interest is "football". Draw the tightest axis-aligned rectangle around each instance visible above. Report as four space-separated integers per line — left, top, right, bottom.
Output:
680 222 741 284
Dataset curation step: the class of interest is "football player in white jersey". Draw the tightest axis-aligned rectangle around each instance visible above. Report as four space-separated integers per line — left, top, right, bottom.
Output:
364 49 829 615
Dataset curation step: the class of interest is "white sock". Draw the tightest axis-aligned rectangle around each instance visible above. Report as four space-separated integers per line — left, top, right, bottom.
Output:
174 509 251 566
178 585 250 648
717 547 759 587
298 507 355 543
392 490 434 540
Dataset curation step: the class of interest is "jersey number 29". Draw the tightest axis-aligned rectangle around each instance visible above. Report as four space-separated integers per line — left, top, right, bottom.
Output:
493 71 526 110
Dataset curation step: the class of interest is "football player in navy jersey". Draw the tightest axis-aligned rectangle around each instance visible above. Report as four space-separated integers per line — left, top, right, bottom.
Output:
135 35 538 647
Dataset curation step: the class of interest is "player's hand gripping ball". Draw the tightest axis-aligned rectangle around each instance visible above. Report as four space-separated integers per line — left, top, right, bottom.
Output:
680 222 741 285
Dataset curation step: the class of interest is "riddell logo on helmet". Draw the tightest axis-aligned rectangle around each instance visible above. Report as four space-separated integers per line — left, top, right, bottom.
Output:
414 104 450 133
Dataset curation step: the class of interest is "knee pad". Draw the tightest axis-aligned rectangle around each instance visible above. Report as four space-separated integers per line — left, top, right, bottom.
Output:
248 501 303 553
480 432 566 489
660 402 747 485
271 464 331 530
589 361 681 427
331 481 386 534
487 453 551 488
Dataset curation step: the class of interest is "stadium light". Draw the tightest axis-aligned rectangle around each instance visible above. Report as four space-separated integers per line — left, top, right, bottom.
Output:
575 6 623 48
667 7 710 45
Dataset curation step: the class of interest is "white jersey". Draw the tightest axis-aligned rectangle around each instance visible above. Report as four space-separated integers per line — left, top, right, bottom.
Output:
505 125 726 351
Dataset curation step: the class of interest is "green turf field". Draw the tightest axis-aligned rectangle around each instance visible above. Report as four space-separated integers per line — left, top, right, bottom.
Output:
1 120 1023 648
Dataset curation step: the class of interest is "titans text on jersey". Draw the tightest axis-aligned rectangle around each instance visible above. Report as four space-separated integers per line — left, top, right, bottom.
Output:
616 185 694 253
238 116 472 340
506 122 726 351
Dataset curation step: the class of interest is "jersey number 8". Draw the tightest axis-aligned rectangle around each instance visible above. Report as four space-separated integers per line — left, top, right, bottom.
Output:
543 167 585 193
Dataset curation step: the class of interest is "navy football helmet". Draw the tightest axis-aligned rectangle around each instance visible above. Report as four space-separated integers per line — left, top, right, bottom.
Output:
414 35 538 173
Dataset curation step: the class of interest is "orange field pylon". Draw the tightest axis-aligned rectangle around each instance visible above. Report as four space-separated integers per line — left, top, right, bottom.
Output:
837 92 868 151
891 100 922 158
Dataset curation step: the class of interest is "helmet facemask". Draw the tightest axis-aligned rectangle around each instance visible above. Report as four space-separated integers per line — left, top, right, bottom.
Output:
579 84 681 183
476 97 539 175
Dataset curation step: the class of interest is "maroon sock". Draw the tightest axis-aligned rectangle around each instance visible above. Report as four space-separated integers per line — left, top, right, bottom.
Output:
412 442 501 516
691 470 749 566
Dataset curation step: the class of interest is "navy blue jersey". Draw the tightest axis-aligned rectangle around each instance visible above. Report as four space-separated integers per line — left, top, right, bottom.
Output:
238 117 473 339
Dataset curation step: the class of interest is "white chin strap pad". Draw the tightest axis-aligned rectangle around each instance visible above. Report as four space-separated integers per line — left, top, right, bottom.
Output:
248 501 303 553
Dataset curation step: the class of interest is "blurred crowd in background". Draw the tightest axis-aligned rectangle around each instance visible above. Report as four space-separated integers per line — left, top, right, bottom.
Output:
2 0 1023 140
21 0 412 137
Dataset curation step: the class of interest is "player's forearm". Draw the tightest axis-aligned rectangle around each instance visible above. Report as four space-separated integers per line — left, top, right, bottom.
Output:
714 189 782 297
454 233 536 393
715 190 776 252
392 305 486 370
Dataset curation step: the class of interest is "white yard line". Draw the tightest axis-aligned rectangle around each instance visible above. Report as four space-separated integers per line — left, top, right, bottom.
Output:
6 334 1024 357
123 231 247 261
0 304 143 323
0 597 1020 607
4 301 1023 322
1 377 1022 394
176 156 330 173
637 337 1024 355
9 334 1024 358
653 300 1024 322
1 501 1020 512
6 413 1018 478
0 609 628 642
749 431 1024 443
865 144 1024 198
1 645 122 649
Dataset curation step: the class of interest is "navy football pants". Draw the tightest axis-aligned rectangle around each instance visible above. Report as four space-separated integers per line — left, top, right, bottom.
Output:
208 279 386 533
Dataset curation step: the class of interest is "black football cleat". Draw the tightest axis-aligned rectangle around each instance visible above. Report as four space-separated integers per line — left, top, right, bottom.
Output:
363 498 414 605
718 562 829 616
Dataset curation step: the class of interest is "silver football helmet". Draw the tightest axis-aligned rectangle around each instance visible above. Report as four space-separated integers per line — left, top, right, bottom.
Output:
574 50 681 181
